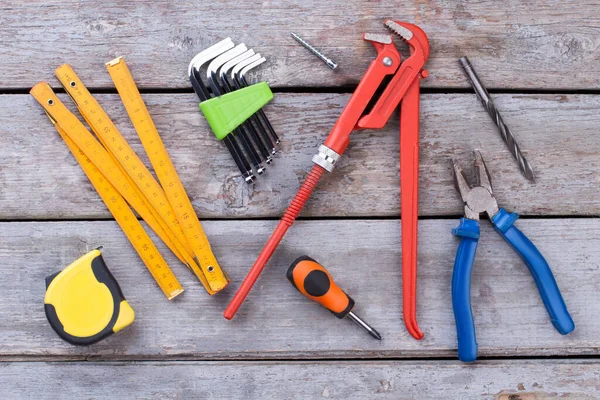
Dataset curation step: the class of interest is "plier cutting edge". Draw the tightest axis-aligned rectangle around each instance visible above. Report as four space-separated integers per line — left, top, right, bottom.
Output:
450 151 574 362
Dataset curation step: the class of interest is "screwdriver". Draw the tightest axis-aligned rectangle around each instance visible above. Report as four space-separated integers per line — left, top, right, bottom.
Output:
286 256 382 340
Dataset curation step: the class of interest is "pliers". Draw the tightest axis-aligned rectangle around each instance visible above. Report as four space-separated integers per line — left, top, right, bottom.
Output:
450 151 574 362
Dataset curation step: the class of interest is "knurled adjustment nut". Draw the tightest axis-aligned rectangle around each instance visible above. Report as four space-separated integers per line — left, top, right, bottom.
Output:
312 145 340 173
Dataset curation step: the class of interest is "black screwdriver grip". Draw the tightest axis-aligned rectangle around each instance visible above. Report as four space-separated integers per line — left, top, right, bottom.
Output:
287 256 354 318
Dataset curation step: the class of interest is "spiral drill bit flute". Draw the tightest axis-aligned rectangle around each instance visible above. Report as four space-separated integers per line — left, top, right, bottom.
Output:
459 56 535 182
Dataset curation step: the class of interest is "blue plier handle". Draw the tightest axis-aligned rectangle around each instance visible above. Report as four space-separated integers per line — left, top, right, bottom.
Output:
450 152 574 362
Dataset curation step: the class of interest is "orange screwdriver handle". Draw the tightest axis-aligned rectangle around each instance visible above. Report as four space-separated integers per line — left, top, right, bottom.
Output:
286 256 355 318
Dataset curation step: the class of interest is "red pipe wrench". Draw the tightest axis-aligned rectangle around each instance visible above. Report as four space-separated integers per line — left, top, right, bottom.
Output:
224 20 430 340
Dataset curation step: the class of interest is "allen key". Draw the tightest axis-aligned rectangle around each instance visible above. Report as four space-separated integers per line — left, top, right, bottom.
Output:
220 54 276 157
206 44 268 173
188 39 256 184
232 56 280 146
218 51 274 163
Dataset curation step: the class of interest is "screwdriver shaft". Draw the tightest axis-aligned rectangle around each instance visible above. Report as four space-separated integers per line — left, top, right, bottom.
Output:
347 311 382 340
459 56 535 182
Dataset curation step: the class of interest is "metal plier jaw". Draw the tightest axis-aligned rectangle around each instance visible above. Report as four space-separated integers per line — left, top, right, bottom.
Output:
450 151 574 363
451 151 499 221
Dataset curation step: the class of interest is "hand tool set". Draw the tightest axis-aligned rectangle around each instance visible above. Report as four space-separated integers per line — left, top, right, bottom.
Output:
31 19 574 359
189 38 278 184
225 19 431 343
449 151 574 362
287 256 381 340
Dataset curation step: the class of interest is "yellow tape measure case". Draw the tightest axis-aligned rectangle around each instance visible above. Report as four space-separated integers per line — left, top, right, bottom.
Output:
44 249 134 345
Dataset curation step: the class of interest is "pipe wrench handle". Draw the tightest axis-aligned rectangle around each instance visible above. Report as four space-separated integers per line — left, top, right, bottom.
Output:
400 75 424 340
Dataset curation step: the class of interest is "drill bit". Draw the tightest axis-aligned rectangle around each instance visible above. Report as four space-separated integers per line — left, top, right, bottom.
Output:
459 56 535 182
291 32 338 70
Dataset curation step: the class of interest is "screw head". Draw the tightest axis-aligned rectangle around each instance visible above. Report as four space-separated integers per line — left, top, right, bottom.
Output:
382 57 393 67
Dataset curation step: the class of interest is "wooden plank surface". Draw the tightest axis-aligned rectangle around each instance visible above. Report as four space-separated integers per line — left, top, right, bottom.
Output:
2 1 600 90
4 1 600 395
4 92 600 220
3 360 600 399
1 219 595 359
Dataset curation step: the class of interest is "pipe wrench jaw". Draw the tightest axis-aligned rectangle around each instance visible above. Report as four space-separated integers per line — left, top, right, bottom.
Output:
321 22 430 157
357 20 430 130
362 33 402 77
322 35 400 156
384 20 430 60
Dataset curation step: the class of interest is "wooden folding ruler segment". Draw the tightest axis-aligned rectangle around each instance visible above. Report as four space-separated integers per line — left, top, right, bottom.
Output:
30 83 184 300
53 65 213 291
106 57 230 293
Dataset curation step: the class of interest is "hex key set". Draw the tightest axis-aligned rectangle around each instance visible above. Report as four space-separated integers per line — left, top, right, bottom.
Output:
189 38 279 184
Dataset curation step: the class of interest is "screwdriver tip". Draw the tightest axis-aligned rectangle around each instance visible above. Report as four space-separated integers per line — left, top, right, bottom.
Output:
347 311 382 340
370 328 382 341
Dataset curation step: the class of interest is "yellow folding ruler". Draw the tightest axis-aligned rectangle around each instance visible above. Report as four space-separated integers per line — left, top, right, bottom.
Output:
53 65 213 292
106 57 230 293
30 82 184 300
31 60 230 296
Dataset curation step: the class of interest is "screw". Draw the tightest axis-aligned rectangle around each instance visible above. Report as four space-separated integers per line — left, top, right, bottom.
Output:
291 32 338 70
383 57 393 67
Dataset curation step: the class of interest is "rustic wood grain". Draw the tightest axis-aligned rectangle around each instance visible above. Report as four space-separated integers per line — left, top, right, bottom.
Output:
3 360 600 399
2 1 600 90
1 219 595 359
3 92 599 220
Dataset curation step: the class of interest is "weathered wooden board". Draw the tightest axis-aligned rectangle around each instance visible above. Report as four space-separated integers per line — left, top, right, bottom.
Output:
3 360 600 399
2 1 600 90
3 92 599 220
1 219 595 359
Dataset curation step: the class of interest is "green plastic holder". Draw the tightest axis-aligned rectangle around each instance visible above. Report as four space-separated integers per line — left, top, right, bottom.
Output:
199 82 273 140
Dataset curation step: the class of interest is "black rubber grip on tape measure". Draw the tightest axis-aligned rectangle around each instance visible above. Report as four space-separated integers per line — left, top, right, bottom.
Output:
45 254 125 346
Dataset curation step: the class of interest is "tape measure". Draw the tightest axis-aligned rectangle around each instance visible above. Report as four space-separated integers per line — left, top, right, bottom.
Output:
106 57 230 293
30 83 184 299
44 248 135 345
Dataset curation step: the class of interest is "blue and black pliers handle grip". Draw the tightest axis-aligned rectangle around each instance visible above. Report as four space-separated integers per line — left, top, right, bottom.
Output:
452 208 575 362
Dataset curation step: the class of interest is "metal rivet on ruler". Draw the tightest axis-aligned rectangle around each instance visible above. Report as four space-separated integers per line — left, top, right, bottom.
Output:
47 99 54 105
207 266 214 272
383 57 393 67
70 81 76 87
